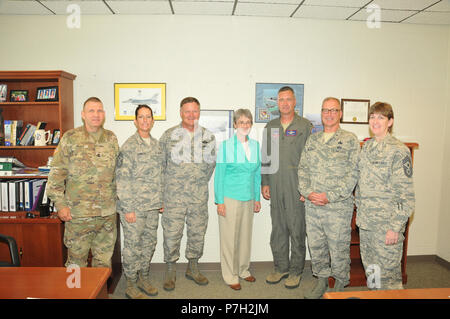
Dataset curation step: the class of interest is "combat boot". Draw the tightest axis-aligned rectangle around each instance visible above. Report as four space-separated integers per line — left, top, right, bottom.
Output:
284 273 302 289
185 258 209 286
163 262 176 291
266 271 289 284
125 278 150 299
137 271 158 296
304 277 328 299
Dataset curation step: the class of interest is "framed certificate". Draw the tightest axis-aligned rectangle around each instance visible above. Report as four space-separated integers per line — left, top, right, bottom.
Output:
340 99 370 124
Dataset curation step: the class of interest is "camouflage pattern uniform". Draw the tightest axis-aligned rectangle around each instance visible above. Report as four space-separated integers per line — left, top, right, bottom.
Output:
298 128 359 286
261 114 312 277
115 132 163 281
356 135 415 289
47 126 119 268
159 123 216 263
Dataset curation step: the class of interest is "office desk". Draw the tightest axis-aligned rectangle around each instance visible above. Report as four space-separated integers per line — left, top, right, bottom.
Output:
323 288 450 299
0 267 111 299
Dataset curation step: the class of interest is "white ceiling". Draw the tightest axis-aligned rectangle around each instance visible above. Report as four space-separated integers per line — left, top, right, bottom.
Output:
0 0 449 25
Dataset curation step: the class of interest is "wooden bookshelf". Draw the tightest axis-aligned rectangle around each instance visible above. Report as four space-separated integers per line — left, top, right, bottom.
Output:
0 70 75 267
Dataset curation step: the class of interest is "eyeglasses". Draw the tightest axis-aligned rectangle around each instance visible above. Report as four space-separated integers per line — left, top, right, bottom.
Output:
321 108 340 114
237 121 252 126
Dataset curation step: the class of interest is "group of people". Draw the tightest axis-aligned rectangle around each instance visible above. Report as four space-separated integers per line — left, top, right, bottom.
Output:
46 86 415 299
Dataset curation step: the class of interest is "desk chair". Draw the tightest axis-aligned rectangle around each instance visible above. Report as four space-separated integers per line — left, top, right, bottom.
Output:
0 233 20 267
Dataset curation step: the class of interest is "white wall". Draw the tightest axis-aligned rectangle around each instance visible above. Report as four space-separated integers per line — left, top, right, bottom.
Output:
437 30 450 262
0 15 449 262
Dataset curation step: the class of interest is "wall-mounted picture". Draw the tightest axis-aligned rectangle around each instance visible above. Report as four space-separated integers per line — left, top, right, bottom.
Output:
10 90 28 102
36 86 58 102
255 83 304 123
114 83 166 121
51 129 61 145
340 98 370 124
199 110 234 148
0 84 7 102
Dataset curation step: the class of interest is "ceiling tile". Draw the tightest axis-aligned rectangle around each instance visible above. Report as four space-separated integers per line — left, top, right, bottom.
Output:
294 5 358 19
41 0 112 15
403 10 450 24
304 0 369 7
0 0 53 15
240 0 302 4
425 0 450 12
107 1 172 15
234 2 298 17
173 1 234 15
349 8 417 22
367 0 439 11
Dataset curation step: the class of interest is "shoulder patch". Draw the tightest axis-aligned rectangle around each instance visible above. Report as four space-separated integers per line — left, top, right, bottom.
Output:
402 155 413 178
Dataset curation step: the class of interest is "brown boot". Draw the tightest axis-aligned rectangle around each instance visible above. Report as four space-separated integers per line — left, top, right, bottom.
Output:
185 258 209 286
137 271 158 296
125 278 150 299
163 262 176 291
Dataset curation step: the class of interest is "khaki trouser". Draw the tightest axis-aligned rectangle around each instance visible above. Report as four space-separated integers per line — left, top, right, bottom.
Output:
218 197 254 285
64 214 117 268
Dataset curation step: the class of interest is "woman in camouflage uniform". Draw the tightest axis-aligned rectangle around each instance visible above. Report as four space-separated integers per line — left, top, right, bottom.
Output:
356 102 415 290
116 105 164 299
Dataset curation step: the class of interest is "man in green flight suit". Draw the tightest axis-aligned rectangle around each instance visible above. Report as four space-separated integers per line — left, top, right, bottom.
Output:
261 86 312 289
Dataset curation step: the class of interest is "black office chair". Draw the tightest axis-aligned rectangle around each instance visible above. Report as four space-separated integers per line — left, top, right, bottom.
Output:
0 233 20 267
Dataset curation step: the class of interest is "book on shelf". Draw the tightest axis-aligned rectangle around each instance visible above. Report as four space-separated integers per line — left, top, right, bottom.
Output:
0 178 51 213
20 124 36 146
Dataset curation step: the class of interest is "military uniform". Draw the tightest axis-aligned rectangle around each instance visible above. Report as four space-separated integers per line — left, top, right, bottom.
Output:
47 126 119 268
261 114 312 276
356 135 415 289
115 132 163 281
298 128 359 286
159 123 216 263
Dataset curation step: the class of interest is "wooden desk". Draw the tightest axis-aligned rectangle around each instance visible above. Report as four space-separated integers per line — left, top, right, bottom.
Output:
324 288 450 299
0 267 111 299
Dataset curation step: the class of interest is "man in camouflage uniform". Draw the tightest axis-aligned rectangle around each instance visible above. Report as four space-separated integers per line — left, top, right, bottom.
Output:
116 105 163 299
159 97 216 291
356 102 415 290
47 97 119 269
298 97 359 298
261 86 312 289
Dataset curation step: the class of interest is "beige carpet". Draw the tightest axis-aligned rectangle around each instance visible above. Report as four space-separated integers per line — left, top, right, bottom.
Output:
109 256 450 299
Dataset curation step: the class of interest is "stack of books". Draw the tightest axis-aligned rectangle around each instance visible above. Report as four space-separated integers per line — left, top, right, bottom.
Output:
0 178 53 212
0 157 26 176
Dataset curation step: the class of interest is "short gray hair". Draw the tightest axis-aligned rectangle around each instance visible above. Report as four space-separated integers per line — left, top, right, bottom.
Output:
322 97 341 108
233 109 253 125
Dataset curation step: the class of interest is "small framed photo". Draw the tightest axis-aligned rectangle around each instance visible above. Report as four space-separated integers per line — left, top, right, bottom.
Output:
10 90 28 102
36 86 59 102
51 129 61 145
0 84 7 102
340 99 370 124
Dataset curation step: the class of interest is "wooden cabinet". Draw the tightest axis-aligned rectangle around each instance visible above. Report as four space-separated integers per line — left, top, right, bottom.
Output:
329 142 418 287
0 70 76 267
0 70 121 293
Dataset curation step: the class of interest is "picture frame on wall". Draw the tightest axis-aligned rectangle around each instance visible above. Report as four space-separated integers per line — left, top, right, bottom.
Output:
340 98 370 124
255 83 304 123
10 90 28 102
199 109 234 147
36 86 58 102
114 83 166 120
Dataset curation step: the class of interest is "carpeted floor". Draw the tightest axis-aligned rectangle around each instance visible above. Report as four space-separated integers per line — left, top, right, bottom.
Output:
109 256 450 299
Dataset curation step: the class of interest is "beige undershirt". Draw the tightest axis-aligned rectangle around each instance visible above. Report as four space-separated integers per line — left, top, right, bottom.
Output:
322 132 335 143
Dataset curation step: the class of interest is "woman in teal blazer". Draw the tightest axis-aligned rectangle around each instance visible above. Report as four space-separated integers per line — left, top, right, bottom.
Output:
214 109 261 290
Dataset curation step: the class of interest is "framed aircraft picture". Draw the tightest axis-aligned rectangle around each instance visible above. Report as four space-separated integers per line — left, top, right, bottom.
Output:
255 83 304 123
114 83 166 120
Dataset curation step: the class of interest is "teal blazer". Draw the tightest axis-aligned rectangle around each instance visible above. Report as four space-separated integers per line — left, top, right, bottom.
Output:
214 134 261 204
